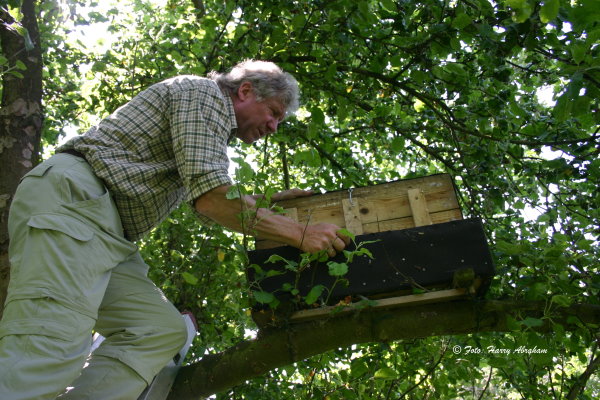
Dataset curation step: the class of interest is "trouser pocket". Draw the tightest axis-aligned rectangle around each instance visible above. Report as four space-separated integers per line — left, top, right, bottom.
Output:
6 155 137 319
7 212 115 319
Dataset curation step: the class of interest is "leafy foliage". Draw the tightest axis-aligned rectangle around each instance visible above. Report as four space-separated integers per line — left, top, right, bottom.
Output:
7 0 599 397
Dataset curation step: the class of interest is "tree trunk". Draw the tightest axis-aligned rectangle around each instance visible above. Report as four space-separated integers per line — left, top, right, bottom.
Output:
0 0 43 317
168 300 600 399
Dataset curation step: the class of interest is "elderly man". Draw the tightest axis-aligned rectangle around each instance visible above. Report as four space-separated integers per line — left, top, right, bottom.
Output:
0 60 348 399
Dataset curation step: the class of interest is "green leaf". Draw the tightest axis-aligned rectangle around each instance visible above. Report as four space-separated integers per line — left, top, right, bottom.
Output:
304 284 325 305
291 14 305 31
413 98 426 112
540 0 559 23
553 72 583 121
521 317 544 328
380 0 396 12
7 4 23 21
355 247 374 259
374 367 399 380
505 0 533 23
505 0 527 9
91 61 107 73
235 162 255 181
181 272 198 285
506 315 521 331
265 269 284 278
8 70 24 78
350 359 369 378
225 185 241 200
390 136 404 153
389 54 402 68
266 254 298 271
551 294 572 307
254 290 275 304
570 43 588 64
10 24 33 49
496 240 522 255
328 261 349 277
445 62 467 77
310 107 325 125
266 254 287 263
451 13 472 30
337 228 356 241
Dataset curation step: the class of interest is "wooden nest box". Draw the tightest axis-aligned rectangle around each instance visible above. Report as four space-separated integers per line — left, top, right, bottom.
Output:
247 174 495 327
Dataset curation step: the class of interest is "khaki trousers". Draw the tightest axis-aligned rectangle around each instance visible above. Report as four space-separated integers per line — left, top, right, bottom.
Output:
0 154 187 399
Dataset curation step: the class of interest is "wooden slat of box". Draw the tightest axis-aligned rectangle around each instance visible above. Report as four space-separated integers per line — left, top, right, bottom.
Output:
256 173 462 250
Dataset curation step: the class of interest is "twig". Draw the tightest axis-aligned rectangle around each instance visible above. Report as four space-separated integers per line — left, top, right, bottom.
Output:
279 141 290 190
399 343 447 399
477 367 493 400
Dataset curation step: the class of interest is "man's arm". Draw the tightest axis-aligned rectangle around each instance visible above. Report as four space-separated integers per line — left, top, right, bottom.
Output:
194 185 349 255
253 188 315 202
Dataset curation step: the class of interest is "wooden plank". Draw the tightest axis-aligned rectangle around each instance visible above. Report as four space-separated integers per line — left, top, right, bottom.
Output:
255 174 463 249
289 288 468 323
284 189 457 226
408 188 433 227
274 174 455 212
363 209 463 234
342 198 364 235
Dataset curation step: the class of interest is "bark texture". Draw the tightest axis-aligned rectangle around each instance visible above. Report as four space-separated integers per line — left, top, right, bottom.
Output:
0 0 43 317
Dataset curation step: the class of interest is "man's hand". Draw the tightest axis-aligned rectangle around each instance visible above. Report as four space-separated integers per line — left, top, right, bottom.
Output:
270 188 314 202
299 223 351 257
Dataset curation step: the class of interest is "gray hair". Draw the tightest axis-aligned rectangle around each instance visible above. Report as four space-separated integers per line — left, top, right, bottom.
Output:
209 60 300 116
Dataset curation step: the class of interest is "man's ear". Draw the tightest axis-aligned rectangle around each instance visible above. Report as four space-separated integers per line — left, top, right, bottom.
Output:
236 81 254 101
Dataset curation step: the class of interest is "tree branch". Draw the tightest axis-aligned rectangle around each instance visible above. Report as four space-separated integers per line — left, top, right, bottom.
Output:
190 0 205 18
279 141 290 190
168 300 600 399
566 340 600 400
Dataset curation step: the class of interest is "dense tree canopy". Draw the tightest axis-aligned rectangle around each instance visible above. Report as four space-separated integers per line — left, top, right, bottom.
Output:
1 0 598 398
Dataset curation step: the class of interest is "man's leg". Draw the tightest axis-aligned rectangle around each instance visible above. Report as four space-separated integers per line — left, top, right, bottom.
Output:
0 154 137 399
59 252 188 400
0 299 94 400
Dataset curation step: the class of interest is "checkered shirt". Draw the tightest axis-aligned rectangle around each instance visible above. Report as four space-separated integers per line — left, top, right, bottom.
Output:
58 76 237 241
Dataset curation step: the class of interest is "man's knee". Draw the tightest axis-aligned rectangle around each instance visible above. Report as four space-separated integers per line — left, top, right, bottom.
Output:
94 310 190 383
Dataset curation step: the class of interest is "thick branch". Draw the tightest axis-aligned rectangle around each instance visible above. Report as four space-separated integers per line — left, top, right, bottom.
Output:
169 300 600 399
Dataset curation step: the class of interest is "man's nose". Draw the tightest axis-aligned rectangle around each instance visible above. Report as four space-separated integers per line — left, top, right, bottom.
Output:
267 118 279 133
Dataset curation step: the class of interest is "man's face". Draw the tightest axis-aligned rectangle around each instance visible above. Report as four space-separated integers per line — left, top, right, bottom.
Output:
232 82 286 144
